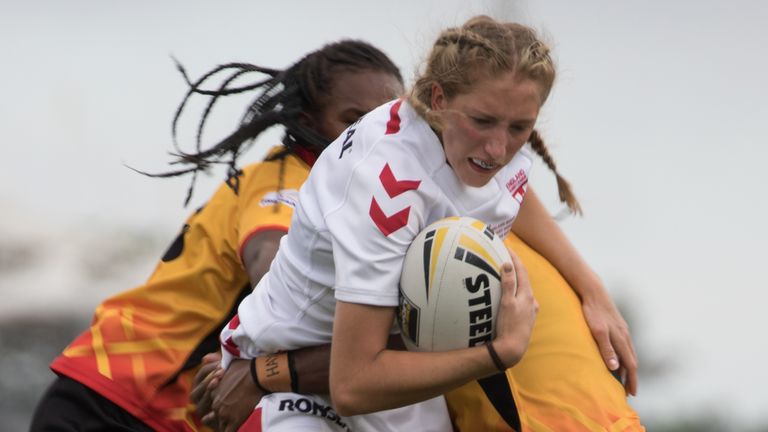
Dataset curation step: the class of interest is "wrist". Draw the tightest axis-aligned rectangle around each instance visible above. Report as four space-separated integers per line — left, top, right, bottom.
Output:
487 337 526 372
566 266 606 301
485 342 507 372
249 358 272 394
254 352 298 393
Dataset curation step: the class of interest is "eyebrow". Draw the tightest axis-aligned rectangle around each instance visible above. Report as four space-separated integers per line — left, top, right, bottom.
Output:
463 108 536 126
341 107 368 118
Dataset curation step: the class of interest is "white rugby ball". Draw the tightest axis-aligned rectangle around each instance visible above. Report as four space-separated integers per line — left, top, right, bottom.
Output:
397 216 513 352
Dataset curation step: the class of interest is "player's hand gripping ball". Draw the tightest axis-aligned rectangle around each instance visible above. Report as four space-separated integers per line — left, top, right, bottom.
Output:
397 216 513 352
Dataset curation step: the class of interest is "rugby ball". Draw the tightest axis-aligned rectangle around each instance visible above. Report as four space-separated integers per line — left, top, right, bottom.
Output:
397 216 513 352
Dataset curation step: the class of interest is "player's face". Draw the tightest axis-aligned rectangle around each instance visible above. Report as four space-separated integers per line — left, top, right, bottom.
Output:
311 70 404 141
432 72 542 187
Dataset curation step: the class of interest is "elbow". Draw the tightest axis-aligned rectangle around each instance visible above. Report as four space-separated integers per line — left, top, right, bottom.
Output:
330 380 366 417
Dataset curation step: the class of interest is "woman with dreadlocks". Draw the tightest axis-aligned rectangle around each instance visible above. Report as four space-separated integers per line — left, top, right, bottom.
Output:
30 39 404 432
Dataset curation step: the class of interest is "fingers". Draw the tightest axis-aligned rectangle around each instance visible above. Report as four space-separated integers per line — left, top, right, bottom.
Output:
500 261 517 297
595 319 640 396
594 324 620 372
192 354 222 403
191 369 214 406
624 365 638 396
612 332 638 396
202 351 222 364
192 366 224 418
193 362 217 386
506 250 532 301
201 412 216 429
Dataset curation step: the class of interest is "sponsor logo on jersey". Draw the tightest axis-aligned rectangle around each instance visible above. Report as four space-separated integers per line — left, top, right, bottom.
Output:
278 397 350 431
505 169 528 204
259 189 299 208
338 117 362 159
369 163 421 236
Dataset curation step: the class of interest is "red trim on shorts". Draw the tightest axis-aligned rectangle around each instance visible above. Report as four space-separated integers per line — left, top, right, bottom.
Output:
385 99 403 135
239 407 263 432
238 225 290 263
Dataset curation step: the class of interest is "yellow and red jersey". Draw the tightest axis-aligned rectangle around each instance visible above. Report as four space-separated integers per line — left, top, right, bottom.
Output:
51 147 311 432
446 233 645 432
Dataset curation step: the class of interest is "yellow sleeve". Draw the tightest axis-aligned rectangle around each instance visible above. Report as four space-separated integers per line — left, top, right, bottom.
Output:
235 153 310 257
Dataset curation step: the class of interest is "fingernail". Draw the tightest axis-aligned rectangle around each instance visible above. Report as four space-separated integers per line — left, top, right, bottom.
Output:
609 359 619 370
502 263 513 273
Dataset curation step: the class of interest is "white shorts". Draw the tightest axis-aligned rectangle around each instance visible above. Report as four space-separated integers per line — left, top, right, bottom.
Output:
237 392 452 432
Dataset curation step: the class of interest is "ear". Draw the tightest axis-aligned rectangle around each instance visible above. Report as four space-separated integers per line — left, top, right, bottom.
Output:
298 111 315 129
430 82 446 111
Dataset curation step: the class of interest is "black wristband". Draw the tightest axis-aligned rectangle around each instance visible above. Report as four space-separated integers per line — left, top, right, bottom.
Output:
486 342 507 372
287 351 299 393
250 358 272 395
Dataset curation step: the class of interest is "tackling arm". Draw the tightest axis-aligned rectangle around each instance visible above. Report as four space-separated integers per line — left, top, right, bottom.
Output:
510 187 638 395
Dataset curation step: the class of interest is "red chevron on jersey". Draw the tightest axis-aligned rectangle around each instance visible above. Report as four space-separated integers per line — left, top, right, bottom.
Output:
369 197 411 236
380 163 421 198
385 99 403 135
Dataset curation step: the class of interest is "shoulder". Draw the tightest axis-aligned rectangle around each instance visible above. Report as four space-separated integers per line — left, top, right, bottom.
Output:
239 148 309 184
322 99 432 164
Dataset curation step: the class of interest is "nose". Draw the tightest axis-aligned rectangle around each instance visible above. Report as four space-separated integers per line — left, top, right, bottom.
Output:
483 127 508 160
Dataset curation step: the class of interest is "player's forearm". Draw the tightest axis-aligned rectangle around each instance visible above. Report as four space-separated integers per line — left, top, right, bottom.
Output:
291 344 330 394
260 334 404 395
331 345 501 416
329 302 514 416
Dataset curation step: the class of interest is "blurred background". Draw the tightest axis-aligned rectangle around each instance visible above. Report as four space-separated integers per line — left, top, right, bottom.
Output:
1 0 767 430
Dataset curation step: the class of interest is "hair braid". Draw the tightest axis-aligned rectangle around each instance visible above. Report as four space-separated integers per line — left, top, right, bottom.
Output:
135 40 402 206
195 68 262 153
528 130 582 215
170 60 280 154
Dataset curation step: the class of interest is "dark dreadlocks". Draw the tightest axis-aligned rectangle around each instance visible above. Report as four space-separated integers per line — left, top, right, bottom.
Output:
140 40 402 205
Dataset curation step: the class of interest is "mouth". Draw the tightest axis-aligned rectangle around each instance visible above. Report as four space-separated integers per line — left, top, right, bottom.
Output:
469 157 498 171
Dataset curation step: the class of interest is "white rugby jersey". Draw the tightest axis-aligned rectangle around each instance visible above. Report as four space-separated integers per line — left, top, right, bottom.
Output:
221 99 531 431
223 98 532 358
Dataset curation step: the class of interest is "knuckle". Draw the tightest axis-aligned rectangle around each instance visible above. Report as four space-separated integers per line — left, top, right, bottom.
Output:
592 324 609 338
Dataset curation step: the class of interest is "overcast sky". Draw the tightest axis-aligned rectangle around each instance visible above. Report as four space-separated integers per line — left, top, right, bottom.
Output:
2 0 767 426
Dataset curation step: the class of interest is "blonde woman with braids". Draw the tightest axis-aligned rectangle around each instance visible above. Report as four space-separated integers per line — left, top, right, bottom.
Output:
216 15 641 431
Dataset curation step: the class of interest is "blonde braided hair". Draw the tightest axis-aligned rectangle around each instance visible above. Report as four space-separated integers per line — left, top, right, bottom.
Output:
408 15 581 215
